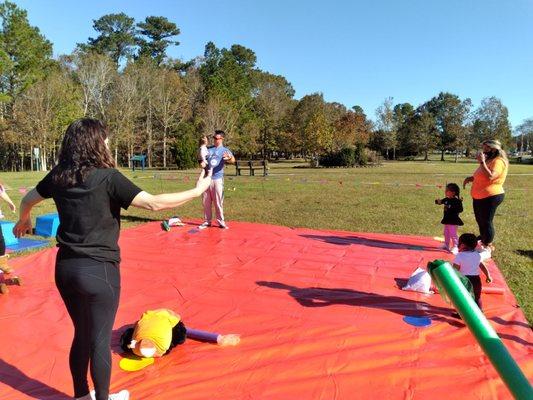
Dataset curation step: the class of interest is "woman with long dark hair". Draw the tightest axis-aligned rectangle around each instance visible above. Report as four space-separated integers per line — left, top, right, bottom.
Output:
13 118 211 400
463 139 509 252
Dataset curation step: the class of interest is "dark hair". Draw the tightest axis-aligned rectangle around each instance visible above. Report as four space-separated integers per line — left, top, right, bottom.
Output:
214 130 225 137
52 118 115 187
458 233 478 250
446 183 461 199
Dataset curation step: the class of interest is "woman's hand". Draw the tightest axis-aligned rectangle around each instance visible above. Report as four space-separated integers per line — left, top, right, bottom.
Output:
13 217 32 238
463 176 474 189
476 151 486 164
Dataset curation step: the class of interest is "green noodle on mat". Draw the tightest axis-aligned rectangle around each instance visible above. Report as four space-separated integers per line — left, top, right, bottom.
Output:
428 260 474 303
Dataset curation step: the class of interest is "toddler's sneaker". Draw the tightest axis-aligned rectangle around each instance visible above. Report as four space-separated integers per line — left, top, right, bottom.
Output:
450 247 459 255
198 222 211 230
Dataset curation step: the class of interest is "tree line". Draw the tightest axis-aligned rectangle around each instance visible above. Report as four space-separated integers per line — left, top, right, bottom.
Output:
0 1 530 171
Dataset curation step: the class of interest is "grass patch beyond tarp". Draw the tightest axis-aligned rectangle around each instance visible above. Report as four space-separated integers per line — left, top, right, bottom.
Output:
0 160 531 322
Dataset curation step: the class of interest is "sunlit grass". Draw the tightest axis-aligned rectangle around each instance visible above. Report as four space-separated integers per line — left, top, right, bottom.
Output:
1 159 531 322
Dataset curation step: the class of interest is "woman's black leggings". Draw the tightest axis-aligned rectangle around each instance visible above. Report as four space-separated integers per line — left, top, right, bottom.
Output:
472 193 504 245
55 256 121 400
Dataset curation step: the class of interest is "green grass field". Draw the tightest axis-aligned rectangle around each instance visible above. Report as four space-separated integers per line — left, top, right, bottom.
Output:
1 160 531 322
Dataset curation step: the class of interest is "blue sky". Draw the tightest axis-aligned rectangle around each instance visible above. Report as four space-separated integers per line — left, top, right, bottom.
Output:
13 0 533 127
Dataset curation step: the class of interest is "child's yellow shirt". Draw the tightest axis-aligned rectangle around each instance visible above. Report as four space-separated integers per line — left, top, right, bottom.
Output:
132 309 180 355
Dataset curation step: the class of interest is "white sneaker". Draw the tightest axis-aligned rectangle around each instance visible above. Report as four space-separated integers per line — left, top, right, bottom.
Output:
450 247 459 255
109 390 130 400
85 389 130 400
198 222 211 230
219 222 229 229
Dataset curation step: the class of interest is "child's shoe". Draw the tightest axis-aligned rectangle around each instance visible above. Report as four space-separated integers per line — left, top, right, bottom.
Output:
450 247 459 255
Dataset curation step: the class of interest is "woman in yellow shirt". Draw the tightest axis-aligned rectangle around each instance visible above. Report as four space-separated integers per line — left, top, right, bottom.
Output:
463 140 508 251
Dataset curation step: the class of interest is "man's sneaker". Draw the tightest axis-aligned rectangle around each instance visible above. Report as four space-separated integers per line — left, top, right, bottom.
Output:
219 222 229 229
198 222 211 230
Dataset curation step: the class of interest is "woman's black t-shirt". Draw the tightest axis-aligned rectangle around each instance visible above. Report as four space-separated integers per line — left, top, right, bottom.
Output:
36 168 142 263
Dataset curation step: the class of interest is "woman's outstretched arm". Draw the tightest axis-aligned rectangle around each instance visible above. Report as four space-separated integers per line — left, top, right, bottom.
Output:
13 189 45 237
131 170 212 211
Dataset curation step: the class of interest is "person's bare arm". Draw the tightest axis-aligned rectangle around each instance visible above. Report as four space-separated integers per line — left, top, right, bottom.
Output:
223 152 235 165
13 189 45 237
0 184 16 212
476 153 502 180
463 176 474 189
131 171 211 211
479 262 492 283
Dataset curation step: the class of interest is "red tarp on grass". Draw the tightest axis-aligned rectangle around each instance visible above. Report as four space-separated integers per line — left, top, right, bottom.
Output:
0 221 531 399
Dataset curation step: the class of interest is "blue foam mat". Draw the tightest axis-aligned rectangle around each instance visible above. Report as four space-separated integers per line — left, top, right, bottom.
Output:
6 238 50 252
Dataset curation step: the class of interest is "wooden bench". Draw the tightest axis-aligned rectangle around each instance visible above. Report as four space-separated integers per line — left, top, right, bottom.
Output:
235 160 247 176
235 160 269 176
